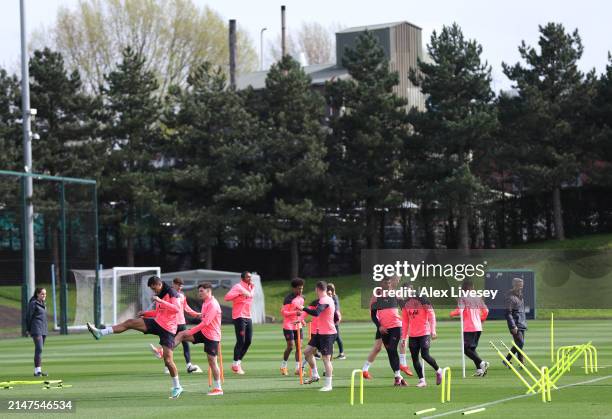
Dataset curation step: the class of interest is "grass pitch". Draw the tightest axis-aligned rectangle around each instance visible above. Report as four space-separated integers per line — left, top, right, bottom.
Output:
0 319 611 418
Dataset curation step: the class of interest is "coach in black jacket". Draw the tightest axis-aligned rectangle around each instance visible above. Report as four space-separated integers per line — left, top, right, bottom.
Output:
504 278 527 365
26 287 49 376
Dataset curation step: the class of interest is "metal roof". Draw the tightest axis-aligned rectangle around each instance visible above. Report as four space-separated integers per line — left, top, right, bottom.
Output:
236 63 349 91
337 20 422 33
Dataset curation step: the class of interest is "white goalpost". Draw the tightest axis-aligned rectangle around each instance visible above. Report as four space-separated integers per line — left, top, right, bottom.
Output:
70 266 160 328
109 267 161 325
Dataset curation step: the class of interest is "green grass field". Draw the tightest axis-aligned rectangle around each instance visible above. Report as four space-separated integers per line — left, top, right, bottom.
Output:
0 319 610 418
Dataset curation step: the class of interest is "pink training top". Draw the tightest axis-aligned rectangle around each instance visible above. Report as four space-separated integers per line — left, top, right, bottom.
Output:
175 292 200 325
188 296 222 341
315 295 336 335
401 298 437 339
281 293 305 331
224 280 254 319
377 309 403 330
305 300 318 333
142 289 180 334
450 297 489 332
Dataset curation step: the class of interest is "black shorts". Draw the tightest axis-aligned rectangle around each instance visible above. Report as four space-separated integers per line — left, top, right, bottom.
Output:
408 335 431 351
192 331 219 356
381 327 401 348
463 331 481 349
143 318 175 348
375 329 382 340
308 333 336 356
283 328 304 342
177 324 187 333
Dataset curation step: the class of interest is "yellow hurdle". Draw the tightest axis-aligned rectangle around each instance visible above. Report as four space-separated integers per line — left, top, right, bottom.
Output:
350 369 364 405
540 366 551 403
441 367 451 403
489 341 534 392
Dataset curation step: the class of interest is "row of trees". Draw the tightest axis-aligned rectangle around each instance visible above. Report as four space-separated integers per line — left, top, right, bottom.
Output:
2 22 612 278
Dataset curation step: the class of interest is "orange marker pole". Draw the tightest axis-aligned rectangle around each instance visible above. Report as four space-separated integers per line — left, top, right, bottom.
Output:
219 342 225 384
297 324 303 384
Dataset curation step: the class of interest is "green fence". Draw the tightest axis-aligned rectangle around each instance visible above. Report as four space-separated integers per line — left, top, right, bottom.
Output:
0 170 99 336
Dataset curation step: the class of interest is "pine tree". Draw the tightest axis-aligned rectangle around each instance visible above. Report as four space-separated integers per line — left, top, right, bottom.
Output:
101 47 161 266
325 31 407 249
0 69 20 172
502 23 589 240
592 55 612 184
29 48 101 178
162 62 264 269
0 69 21 226
260 55 327 277
28 48 101 276
409 23 497 250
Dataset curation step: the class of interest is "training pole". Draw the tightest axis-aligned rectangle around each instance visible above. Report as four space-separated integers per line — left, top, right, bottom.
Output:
460 308 466 378
219 342 224 383
297 324 303 384
308 322 313 378
550 313 554 364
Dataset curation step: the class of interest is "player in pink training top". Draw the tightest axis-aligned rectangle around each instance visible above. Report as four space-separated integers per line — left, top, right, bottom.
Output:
150 277 203 374
369 276 408 386
450 280 490 376
224 271 255 374
402 292 443 388
86 276 184 399
362 280 413 380
169 283 224 396
297 281 336 392
280 278 305 376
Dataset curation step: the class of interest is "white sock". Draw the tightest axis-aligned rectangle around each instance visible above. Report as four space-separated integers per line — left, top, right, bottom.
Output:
312 366 319 377
399 354 407 366
186 362 192 368
325 376 332 387
237 360 241 365
295 362 301 370
281 360 287 368
232 361 238 367
172 376 180 388
480 361 487 368
437 368 443 374
362 361 371 371
394 370 401 378
419 377 426 382
101 327 113 336
214 379 222 389
34 367 41 374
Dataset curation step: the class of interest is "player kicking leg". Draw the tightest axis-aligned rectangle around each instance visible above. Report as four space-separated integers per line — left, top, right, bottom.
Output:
87 276 183 399
173 330 223 395
152 283 224 395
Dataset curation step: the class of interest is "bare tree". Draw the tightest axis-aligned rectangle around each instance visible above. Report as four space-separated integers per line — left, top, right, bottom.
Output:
268 22 336 66
297 22 334 65
32 0 257 94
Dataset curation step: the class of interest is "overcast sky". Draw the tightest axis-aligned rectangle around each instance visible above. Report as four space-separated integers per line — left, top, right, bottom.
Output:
1 0 611 92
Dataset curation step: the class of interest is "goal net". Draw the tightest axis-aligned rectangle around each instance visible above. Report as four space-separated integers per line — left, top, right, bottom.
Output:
71 267 160 328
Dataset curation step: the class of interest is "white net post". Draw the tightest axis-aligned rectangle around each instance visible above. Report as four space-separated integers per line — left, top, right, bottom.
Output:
112 267 161 324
